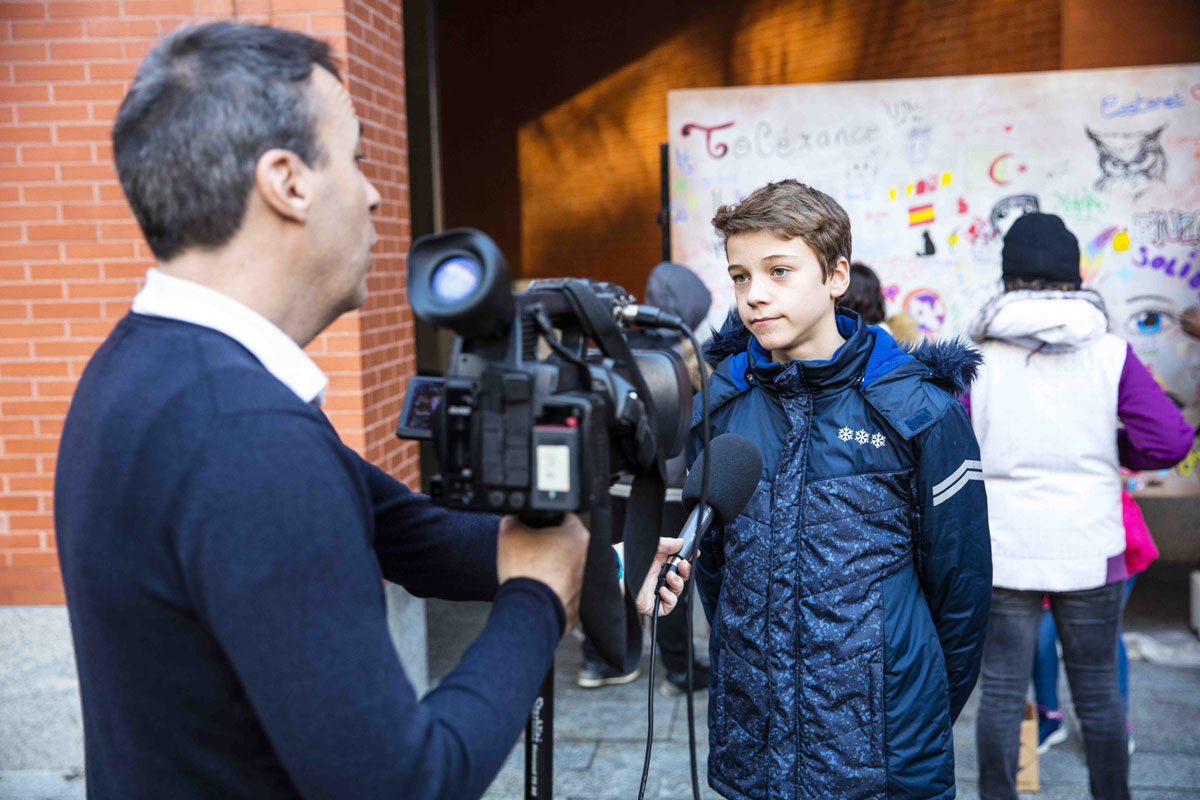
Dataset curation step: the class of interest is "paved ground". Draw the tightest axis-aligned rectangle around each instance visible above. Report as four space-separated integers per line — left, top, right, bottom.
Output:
445 564 1200 800
2 564 1198 799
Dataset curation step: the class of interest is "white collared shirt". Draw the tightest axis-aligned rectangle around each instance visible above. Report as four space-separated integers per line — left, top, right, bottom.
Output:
131 268 328 405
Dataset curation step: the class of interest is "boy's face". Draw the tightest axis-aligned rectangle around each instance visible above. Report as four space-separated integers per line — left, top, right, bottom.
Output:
726 230 849 362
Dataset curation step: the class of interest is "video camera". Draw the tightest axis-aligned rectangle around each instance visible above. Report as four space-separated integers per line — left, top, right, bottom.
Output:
397 229 722 798
396 228 693 525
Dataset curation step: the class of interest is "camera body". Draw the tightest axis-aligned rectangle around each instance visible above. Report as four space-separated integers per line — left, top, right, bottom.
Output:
397 229 691 522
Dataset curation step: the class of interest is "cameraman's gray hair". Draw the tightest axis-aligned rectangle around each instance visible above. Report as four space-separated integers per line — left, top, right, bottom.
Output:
112 21 340 261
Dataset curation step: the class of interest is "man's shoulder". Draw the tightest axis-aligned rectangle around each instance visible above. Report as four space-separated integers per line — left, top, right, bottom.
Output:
105 314 313 415
67 314 329 470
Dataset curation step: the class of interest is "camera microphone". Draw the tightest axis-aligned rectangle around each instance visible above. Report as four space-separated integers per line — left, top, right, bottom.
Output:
617 304 686 330
668 433 763 571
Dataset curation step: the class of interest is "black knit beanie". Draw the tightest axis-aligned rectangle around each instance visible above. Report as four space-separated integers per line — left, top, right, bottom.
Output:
1001 213 1082 289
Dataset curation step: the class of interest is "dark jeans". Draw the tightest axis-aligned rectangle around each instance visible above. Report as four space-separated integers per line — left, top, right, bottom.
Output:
1032 575 1136 719
977 582 1130 800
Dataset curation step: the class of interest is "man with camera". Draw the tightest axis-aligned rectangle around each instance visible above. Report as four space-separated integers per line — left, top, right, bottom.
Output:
55 22 687 800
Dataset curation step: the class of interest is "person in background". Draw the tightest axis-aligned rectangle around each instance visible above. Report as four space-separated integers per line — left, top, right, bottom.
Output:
836 262 920 346
968 213 1194 800
1182 307 1200 340
1031 482 1158 756
578 261 714 696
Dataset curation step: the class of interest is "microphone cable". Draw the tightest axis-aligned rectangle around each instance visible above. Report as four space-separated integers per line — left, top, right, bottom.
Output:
637 320 710 800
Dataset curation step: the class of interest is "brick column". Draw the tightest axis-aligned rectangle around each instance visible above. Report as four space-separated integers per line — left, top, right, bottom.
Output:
0 0 416 605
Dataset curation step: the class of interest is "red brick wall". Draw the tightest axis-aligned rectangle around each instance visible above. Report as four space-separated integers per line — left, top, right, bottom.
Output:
1063 0 1200 70
0 0 415 605
343 0 417 476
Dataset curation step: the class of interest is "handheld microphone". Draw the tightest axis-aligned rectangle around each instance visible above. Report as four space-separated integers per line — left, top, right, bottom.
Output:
668 433 763 572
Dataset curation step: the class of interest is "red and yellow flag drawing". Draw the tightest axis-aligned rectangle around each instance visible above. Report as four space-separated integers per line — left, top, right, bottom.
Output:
908 203 935 227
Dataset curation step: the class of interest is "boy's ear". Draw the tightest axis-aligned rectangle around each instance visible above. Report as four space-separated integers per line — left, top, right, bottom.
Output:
828 257 851 299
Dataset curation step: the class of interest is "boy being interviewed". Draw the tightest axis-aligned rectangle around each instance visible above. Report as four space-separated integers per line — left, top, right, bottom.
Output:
692 179 992 800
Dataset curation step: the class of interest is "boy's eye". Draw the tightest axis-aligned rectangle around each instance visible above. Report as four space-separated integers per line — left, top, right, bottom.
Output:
731 274 748 284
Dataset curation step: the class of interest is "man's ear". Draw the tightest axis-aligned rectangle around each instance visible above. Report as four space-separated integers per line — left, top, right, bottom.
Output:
254 148 311 224
828 257 851 299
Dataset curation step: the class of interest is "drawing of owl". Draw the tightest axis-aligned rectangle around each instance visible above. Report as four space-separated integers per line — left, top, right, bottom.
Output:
1084 125 1168 198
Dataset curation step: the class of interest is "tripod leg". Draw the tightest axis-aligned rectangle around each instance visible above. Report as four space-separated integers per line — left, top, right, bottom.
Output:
525 666 554 799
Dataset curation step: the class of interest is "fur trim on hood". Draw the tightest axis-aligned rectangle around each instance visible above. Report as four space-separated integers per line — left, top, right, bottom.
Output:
909 338 983 395
703 308 982 394
703 309 752 367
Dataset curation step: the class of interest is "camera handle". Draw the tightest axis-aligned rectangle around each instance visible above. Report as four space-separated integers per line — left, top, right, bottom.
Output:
517 510 565 528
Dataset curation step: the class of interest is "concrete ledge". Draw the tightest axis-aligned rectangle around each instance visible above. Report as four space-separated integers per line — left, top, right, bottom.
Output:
0 608 83 771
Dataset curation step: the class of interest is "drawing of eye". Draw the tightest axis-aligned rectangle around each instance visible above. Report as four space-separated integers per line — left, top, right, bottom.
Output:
1134 311 1165 334
1122 294 1179 339
1124 305 1178 337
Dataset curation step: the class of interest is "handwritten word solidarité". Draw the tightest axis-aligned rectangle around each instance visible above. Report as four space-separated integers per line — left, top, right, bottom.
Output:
1130 247 1200 303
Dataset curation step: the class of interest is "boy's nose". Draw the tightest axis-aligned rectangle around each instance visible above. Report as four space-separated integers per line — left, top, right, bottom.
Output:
746 281 770 306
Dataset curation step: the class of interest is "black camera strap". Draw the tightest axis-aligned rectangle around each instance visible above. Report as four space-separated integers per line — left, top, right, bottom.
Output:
561 280 667 673
576 412 640 674
576 469 665 674
621 466 667 629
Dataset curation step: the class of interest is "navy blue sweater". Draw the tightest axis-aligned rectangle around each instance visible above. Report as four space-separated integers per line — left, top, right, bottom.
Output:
55 313 564 800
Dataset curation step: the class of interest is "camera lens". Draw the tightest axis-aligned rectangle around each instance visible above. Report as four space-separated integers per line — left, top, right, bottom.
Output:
431 256 481 302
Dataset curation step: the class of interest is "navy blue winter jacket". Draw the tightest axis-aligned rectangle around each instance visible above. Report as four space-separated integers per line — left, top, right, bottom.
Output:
691 311 992 800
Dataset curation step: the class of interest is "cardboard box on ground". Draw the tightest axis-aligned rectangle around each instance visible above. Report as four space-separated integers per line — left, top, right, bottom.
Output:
1018 702 1040 793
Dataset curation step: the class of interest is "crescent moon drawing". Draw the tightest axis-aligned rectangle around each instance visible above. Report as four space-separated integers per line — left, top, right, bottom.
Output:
989 153 1014 185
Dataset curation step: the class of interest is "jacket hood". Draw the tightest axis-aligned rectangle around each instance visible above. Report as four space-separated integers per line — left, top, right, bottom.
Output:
702 309 981 399
704 308 751 367
968 289 1109 353
908 338 984 395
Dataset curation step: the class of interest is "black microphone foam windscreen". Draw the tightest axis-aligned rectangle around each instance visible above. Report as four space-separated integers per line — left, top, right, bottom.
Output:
682 433 763 523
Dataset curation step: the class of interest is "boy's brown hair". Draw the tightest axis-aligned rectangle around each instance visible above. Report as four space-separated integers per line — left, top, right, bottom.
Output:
712 179 852 282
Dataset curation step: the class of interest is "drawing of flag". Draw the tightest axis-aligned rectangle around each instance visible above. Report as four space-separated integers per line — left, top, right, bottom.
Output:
908 203 935 227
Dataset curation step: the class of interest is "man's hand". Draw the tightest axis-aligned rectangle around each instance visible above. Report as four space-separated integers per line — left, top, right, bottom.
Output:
616 538 692 617
496 514 589 633
1181 307 1200 340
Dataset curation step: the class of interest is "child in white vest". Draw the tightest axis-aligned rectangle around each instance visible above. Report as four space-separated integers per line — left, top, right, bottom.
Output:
967 213 1193 800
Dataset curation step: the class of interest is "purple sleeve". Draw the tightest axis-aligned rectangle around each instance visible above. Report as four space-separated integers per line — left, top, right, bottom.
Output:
959 391 971 421
1116 344 1196 471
